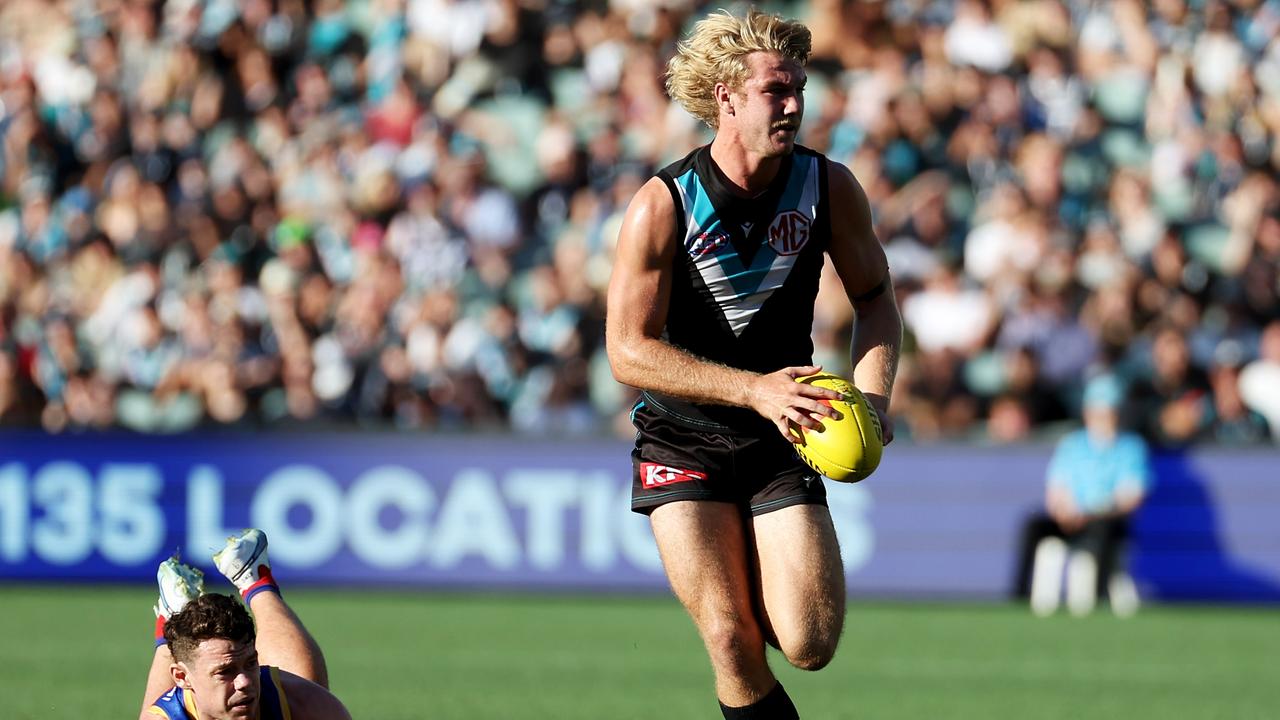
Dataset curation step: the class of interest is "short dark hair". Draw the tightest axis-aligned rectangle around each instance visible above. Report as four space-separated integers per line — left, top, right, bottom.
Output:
164 594 256 663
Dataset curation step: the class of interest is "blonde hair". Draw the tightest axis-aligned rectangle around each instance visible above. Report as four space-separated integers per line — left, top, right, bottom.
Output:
666 8 812 129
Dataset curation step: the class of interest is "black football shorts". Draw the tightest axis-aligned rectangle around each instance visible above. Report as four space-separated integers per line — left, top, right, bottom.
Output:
629 401 828 515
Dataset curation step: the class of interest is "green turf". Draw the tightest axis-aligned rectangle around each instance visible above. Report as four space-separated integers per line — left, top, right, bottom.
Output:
2 586 1276 719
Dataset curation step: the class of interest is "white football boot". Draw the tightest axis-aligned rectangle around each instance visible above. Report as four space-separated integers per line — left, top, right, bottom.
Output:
155 554 205 619
213 528 271 593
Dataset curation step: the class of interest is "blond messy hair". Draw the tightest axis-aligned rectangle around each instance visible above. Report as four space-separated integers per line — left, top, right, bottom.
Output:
666 8 812 129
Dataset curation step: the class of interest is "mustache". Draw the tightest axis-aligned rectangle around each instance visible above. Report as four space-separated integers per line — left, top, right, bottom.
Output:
772 121 799 131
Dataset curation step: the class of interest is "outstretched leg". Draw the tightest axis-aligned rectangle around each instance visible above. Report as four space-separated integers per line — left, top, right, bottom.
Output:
214 529 330 688
141 645 176 716
140 556 204 714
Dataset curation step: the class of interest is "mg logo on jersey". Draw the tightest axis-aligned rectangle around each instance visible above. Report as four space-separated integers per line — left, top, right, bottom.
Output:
768 210 811 255
640 463 708 489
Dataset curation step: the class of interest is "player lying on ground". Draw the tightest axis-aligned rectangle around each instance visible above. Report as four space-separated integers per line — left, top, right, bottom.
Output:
139 529 351 720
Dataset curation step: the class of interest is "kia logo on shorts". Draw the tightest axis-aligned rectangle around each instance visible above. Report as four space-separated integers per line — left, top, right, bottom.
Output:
640 463 708 488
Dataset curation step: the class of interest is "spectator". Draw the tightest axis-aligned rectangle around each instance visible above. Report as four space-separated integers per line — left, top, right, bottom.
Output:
1014 375 1152 617
1127 326 1213 448
1240 320 1280 438
0 0 1275 443
1206 342 1271 444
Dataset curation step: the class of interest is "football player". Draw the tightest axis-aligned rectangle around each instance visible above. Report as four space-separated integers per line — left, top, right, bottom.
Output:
140 530 350 720
606 8 902 718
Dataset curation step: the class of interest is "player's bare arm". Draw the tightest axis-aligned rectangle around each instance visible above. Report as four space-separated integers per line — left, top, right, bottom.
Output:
278 670 353 720
606 177 842 438
826 161 903 444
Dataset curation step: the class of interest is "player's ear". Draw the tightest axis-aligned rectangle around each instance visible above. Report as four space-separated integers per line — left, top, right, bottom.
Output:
171 662 191 689
714 83 735 116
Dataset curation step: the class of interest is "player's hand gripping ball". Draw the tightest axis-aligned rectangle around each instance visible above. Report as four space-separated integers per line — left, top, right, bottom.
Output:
791 374 883 482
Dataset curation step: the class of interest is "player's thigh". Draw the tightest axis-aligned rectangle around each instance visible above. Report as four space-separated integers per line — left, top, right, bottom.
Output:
752 503 845 641
650 500 756 623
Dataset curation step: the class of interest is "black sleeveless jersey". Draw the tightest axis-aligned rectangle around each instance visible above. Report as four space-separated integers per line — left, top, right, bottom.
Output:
643 144 831 434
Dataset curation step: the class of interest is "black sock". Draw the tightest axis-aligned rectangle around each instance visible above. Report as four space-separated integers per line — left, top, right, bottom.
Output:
719 682 799 720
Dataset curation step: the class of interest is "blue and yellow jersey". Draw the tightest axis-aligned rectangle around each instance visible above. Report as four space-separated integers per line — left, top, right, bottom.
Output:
148 665 291 720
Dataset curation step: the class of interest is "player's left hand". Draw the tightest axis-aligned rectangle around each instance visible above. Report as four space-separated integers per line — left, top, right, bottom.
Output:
864 393 895 445
875 406 895 446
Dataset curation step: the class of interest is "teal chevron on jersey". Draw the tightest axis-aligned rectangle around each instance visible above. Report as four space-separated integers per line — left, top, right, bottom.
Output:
671 153 821 336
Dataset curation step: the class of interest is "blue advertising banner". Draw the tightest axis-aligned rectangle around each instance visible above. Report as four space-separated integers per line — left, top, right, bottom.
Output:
1 432 1277 601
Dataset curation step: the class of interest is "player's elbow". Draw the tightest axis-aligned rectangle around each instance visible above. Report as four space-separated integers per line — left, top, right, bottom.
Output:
855 291 903 339
604 322 649 386
606 338 645 387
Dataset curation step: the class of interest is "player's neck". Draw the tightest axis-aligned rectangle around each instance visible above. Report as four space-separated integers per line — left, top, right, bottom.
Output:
708 134 784 198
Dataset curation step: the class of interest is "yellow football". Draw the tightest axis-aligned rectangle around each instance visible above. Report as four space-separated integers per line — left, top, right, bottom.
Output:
791 374 883 483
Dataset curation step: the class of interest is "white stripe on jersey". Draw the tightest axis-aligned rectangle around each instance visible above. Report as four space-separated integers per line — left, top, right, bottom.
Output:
678 155 821 336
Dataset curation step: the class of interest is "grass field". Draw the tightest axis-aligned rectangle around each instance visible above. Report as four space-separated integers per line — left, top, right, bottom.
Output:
2 586 1276 720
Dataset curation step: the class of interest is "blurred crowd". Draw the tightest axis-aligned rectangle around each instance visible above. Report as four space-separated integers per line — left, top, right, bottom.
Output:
1 0 1278 446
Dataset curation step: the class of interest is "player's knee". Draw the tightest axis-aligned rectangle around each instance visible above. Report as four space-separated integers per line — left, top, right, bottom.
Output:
779 617 843 671
776 605 843 671
782 635 839 672
700 613 764 670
